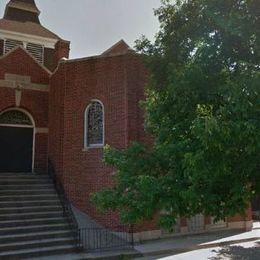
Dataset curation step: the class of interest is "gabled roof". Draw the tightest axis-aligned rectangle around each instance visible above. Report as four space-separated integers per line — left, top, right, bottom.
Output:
0 0 63 41
0 46 51 75
101 40 133 56
0 19 61 40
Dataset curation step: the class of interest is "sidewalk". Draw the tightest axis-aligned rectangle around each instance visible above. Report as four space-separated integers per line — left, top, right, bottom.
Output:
155 240 260 260
29 222 260 259
135 222 260 260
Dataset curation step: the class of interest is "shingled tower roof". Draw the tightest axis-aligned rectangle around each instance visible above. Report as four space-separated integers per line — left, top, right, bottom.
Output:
0 0 62 40
4 0 40 24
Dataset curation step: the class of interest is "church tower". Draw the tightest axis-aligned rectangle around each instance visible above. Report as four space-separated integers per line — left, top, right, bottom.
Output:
0 0 70 71
4 0 41 23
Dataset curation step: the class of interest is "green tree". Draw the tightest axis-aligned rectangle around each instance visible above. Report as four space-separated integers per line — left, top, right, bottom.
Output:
92 0 260 229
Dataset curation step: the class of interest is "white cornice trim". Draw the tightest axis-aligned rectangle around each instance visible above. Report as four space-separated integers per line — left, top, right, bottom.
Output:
0 29 58 48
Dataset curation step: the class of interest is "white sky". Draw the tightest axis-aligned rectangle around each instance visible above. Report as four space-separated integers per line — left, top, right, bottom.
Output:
0 0 161 58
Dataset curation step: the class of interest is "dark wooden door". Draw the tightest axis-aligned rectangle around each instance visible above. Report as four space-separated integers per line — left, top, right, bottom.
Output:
0 126 33 172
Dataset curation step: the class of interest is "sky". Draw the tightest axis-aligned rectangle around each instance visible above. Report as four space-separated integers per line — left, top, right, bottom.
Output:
0 0 161 58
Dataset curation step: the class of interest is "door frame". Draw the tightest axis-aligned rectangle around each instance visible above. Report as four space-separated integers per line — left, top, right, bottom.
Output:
0 108 35 172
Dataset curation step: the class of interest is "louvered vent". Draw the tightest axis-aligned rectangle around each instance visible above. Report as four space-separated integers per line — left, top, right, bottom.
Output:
4 39 23 54
26 43 44 64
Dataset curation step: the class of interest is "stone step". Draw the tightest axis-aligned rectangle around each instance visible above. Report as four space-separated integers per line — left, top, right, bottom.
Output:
0 179 53 185
0 189 56 196
0 173 47 177
0 237 77 253
0 217 69 228
0 194 59 202
0 199 61 208
0 174 50 180
0 184 54 190
0 244 78 259
0 223 70 236
0 205 63 214
0 210 64 221
0 230 77 244
0 173 51 180
0 173 80 258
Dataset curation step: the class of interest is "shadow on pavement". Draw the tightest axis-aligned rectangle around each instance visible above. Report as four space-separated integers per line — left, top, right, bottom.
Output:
209 241 260 260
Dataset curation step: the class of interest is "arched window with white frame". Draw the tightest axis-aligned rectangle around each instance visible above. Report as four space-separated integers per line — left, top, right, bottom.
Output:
84 100 104 148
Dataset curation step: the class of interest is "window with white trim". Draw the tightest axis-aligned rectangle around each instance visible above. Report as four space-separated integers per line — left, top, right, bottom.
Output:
85 100 104 148
0 110 33 126
4 38 44 64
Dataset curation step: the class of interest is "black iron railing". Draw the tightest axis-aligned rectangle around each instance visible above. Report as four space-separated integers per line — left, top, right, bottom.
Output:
48 160 81 248
79 225 134 251
48 160 134 252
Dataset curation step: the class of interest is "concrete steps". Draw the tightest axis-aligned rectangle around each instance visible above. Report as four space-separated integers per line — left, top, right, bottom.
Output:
0 217 70 228
0 177 52 185
0 189 57 196
0 199 61 207
0 245 77 259
0 237 77 252
0 194 59 201
0 184 55 190
0 173 79 258
0 211 64 221
0 205 63 214
0 230 77 244
0 223 71 236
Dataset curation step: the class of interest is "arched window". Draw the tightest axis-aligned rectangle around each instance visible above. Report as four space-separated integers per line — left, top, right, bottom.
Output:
85 100 104 148
0 110 33 126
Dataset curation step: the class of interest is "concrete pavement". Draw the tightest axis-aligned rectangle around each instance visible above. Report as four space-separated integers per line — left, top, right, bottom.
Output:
28 222 260 259
148 240 260 260
136 222 260 260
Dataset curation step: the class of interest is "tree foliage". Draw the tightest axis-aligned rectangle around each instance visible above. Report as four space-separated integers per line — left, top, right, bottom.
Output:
92 0 260 229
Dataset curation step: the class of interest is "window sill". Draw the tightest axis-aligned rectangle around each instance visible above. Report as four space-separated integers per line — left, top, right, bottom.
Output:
82 145 104 152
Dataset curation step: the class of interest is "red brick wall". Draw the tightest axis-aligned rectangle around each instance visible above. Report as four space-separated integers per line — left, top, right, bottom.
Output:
125 54 150 145
34 133 48 174
49 53 148 227
54 40 70 65
48 63 66 180
0 47 49 84
0 88 15 110
0 48 50 174
49 52 252 230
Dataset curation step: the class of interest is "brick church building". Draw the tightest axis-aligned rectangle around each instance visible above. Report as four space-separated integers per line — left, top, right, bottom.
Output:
0 0 253 254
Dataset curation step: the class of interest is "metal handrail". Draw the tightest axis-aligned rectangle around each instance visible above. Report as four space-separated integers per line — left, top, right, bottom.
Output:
47 160 134 251
78 225 134 251
48 160 81 248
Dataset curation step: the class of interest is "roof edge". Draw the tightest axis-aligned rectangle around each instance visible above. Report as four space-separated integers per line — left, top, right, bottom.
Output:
6 1 40 15
58 50 137 65
101 39 132 56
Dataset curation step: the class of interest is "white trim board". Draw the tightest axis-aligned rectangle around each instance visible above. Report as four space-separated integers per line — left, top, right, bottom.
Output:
0 29 58 49
0 79 49 92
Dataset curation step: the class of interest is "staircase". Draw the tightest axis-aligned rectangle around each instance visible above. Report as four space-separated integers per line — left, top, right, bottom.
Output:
0 173 79 259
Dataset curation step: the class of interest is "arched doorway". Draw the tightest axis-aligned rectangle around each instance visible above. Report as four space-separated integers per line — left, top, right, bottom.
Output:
0 109 35 173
